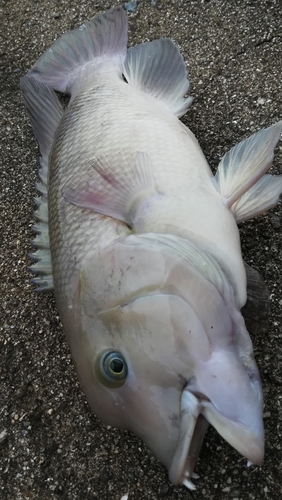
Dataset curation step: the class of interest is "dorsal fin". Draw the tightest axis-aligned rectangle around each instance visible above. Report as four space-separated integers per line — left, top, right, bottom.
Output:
21 76 64 292
123 38 193 117
213 122 282 222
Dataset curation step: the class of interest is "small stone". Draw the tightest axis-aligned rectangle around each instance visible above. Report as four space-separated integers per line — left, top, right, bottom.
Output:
0 429 8 445
124 1 137 12
270 215 281 228
231 489 241 498
128 473 136 483
159 481 170 496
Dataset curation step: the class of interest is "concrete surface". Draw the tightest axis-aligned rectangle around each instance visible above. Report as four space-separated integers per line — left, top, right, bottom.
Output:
1 0 281 499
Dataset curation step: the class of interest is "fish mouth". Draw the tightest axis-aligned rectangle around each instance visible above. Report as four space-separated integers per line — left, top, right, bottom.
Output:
168 389 207 489
169 386 264 489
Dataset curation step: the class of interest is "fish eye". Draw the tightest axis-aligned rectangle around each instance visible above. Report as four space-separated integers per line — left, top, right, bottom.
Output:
95 350 128 388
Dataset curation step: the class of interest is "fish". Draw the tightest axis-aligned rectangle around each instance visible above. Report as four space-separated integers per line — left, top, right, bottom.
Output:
20 6 282 490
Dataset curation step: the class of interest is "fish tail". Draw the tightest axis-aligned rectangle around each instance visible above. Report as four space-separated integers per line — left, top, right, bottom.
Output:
213 121 282 222
27 6 128 95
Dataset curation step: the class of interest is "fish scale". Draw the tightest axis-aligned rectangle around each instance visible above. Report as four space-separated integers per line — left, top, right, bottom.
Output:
48 71 245 305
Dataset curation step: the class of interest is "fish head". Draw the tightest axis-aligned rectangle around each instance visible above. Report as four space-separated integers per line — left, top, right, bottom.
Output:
67 234 264 487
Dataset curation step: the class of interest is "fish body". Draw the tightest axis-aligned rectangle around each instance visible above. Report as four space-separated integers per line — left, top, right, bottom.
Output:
21 7 282 489
49 53 245 306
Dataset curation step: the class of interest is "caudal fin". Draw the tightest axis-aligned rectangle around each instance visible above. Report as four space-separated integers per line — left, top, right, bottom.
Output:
26 6 192 116
213 122 282 222
28 6 128 95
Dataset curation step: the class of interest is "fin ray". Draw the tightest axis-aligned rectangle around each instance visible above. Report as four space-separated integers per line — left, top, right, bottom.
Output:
213 122 282 221
63 151 158 227
241 263 269 336
21 76 62 292
232 174 282 222
123 38 193 117
28 7 128 94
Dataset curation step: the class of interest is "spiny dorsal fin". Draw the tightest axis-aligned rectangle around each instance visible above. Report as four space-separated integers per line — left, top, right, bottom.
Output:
21 76 63 292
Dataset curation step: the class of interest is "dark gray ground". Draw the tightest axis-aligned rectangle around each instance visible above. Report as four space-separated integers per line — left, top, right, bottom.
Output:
1 0 282 499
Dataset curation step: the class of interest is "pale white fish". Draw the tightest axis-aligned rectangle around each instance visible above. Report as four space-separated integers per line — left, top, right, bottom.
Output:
21 6 282 490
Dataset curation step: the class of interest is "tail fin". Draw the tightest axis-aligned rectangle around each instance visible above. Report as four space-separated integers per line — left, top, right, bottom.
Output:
28 6 128 95
213 122 282 222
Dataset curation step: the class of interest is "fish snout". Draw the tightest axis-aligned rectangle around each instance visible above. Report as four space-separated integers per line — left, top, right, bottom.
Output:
192 349 264 464
169 349 264 489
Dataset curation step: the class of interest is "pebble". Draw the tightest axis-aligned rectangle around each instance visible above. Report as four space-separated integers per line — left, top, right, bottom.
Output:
159 481 170 496
124 1 138 12
270 215 281 228
0 429 8 445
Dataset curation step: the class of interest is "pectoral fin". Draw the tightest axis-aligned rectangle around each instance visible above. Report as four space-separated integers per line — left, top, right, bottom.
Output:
63 151 158 227
242 263 269 336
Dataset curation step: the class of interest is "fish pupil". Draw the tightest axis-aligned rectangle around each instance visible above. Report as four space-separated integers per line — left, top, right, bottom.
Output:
110 358 124 374
96 350 128 386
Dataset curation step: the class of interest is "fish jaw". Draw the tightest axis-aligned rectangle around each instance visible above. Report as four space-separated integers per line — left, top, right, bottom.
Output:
168 348 264 487
196 349 264 465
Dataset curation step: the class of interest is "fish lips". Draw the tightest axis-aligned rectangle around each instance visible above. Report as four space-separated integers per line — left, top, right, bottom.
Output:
169 382 264 488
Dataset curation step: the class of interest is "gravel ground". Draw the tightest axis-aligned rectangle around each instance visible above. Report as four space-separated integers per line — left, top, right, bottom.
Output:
1 1 282 499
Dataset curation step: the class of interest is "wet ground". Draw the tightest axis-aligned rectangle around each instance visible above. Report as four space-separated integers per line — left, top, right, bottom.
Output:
1 0 282 499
